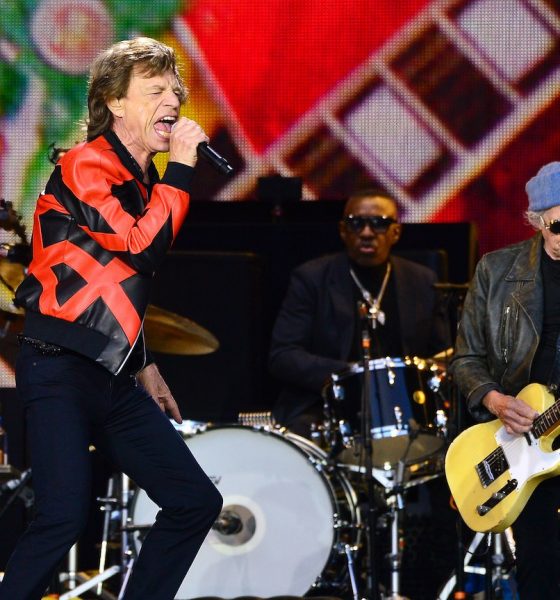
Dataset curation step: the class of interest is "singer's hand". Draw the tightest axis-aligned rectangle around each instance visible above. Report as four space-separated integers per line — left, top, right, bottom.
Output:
168 117 208 167
137 362 182 424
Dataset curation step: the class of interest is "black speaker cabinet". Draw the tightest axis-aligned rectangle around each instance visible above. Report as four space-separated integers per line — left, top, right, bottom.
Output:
149 251 265 423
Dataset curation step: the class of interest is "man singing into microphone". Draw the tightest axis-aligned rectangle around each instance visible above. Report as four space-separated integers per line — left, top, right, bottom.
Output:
0 37 222 600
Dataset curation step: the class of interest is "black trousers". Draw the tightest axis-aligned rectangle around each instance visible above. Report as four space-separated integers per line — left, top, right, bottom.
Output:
511 476 560 599
0 344 222 600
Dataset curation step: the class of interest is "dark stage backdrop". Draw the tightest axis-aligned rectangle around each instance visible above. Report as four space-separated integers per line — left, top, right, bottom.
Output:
150 251 265 422
145 212 476 422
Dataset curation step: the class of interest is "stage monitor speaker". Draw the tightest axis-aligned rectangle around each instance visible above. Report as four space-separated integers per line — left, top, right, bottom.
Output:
150 251 265 423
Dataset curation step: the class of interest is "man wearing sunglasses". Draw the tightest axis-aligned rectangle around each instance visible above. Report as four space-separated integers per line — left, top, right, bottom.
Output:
269 189 450 437
451 161 560 599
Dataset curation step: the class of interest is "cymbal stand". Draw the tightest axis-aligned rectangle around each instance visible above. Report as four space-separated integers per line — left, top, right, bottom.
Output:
59 542 119 600
383 432 417 599
483 531 516 600
436 530 516 600
58 550 120 600
0 468 33 522
393 469 406 599
117 473 135 600
58 473 134 600
97 475 116 595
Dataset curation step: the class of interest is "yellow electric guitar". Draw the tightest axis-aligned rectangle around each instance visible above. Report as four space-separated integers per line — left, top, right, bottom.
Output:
445 383 560 533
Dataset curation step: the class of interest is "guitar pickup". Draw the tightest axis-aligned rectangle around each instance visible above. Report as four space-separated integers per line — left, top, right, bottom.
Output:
475 446 509 488
476 479 518 516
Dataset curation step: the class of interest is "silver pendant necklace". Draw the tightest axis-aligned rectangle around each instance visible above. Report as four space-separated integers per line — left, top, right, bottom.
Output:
349 262 392 329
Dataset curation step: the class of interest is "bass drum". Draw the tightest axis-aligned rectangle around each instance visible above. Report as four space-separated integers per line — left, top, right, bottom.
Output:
130 425 361 599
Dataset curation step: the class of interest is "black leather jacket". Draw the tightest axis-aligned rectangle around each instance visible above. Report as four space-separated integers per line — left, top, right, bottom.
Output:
15 131 193 375
450 234 542 422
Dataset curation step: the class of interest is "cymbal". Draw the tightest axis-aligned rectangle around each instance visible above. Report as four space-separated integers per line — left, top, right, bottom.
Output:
0 258 25 317
144 304 219 355
432 347 454 361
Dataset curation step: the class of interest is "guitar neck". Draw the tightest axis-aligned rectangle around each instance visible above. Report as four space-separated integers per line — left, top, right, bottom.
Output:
532 397 560 439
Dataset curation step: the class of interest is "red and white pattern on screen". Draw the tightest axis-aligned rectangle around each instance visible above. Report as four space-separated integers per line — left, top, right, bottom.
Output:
174 0 560 255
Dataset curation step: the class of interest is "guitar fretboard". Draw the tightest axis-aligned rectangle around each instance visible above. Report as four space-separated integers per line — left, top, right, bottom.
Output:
532 400 560 438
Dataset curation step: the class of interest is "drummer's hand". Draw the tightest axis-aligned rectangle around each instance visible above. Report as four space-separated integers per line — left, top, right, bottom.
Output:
137 362 182 424
482 390 538 434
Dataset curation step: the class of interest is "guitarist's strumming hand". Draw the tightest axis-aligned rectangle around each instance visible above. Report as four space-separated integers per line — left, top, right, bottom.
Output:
483 390 539 434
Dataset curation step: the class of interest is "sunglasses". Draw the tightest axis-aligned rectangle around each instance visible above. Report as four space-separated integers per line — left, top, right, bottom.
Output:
343 214 397 233
544 219 560 235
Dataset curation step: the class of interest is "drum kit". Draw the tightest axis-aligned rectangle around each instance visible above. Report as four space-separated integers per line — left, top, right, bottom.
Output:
124 356 451 600
0 199 452 599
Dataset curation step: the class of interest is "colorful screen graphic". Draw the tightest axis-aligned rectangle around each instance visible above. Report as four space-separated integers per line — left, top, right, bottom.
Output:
1 0 560 386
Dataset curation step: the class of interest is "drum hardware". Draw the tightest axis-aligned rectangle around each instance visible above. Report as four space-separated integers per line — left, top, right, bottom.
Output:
342 543 361 600
0 468 33 521
374 468 444 494
130 424 362 597
58 546 119 600
326 356 448 469
356 300 382 600
383 459 409 600
435 408 448 437
172 419 207 437
0 472 120 600
212 509 244 535
436 530 516 600
96 475 123 597
0 471 112 600
57 473 140 600
312 542 361 600
237 410 275 428
310 419 328 446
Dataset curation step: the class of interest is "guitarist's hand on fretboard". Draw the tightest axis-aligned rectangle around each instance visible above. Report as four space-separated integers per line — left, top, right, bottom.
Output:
483 389 539 435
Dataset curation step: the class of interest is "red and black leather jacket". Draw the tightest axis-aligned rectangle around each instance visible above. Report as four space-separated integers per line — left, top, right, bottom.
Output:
15 130 193 374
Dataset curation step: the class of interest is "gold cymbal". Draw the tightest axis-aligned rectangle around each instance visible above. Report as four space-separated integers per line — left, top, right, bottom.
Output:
432 347 454 361
144 304 219 355
0 258 25 317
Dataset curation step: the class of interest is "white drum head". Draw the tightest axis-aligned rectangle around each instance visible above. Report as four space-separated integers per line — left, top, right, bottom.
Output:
131 426 336 598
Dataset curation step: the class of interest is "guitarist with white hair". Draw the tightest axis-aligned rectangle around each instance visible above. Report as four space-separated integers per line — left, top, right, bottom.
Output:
450 161 560 599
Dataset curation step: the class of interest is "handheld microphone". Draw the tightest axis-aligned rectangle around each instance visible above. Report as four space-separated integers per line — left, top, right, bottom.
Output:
170 121 234 176
197 142 234 176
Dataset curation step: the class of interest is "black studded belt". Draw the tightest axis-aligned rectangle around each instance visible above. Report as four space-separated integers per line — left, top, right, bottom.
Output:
18 335 65 356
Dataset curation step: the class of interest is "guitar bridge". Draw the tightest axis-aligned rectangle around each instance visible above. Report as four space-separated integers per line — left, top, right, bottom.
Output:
476 479 518 516
475 446 509 488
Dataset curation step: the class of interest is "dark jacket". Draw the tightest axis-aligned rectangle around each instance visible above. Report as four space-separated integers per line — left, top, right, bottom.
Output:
450 234 542 422
269 252 450 424
15 131 193 375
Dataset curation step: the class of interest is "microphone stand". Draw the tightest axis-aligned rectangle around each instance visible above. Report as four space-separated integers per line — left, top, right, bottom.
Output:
357 301 380 600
